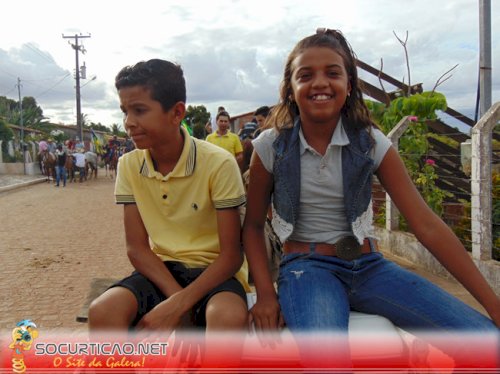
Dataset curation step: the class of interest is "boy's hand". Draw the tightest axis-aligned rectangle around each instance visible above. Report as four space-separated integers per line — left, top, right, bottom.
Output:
136 292 189 335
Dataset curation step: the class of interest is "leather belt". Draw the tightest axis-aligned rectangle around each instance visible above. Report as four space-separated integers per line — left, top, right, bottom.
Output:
283 237 377 261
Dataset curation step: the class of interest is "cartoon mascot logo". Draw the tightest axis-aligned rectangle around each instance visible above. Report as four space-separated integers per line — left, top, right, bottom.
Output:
9 320 39 374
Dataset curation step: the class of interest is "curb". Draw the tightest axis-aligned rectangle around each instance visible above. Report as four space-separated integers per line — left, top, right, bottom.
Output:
0 177 47 193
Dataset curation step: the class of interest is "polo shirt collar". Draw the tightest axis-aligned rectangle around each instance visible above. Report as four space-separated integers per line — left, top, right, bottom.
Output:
298 118 350 155
139 126 196 179
215 130 231 137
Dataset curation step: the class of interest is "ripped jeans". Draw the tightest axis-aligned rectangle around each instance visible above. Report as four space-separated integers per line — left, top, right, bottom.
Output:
277 252 496 332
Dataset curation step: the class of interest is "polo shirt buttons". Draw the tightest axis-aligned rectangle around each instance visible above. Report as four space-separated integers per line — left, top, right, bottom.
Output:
162 194 167 199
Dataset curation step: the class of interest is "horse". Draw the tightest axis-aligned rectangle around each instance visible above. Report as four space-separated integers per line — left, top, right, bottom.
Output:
102 145 121 179
40 150 56 182
84 151 98 180
65 153 76 183
101 145 112 177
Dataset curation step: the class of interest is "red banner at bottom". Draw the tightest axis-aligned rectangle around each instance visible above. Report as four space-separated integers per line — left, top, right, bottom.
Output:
1 330 498 373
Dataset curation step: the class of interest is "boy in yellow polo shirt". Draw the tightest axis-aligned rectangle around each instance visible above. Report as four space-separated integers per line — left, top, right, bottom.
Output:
88 59 249 334
206 111 243 169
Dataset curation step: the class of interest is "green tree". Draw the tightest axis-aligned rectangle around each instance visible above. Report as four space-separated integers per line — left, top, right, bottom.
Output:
185 105 210 139
367 92 452 218
0 96 46 128
111 123 127 137
0 117 14 157
0 96 18 121
88 122 111 133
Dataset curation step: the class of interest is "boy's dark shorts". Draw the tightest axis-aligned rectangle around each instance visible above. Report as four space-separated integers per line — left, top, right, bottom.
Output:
110 261 247 327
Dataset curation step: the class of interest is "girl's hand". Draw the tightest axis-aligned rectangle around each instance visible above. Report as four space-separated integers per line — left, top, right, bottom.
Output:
248 297 284 347
486 298 500 328
248 297 283 331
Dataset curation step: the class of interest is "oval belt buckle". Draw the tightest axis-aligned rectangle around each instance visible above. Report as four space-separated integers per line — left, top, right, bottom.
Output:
335 236 363 261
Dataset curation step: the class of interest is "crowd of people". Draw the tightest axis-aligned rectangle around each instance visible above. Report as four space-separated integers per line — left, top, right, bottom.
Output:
37 134 136 185
85 29 498 371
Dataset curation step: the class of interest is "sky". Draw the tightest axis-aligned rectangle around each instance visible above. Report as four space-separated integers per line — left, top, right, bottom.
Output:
0 0 498 132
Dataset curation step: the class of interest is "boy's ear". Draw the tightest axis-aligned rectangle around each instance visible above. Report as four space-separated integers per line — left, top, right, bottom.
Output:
173 102 186 120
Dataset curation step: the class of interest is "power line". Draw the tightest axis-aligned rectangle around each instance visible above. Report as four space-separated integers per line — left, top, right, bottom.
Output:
35 72 71 98
25 43 55 64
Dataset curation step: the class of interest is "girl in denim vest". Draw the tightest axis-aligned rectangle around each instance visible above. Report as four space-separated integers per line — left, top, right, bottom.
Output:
243 28 499 366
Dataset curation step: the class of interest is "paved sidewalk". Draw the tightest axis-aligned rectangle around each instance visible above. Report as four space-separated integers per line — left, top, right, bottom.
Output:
0 172 489 335
0 172 132 332
0 174 47 192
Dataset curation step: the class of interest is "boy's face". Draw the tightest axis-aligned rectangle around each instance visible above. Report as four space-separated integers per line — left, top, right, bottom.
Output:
118 86 184 150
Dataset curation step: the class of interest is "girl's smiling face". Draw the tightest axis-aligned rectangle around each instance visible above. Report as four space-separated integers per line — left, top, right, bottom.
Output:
290 46 351 127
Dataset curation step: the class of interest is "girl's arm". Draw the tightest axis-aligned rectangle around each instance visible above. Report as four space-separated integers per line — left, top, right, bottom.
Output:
376 147 500 327
243 152 283 330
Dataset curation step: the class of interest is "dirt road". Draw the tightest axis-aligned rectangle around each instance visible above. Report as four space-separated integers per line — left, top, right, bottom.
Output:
0 176 133 332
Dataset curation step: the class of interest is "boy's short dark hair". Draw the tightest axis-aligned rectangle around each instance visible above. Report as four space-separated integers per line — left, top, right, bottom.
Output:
216 110 230 121
115 59 186 112
254 106 270 117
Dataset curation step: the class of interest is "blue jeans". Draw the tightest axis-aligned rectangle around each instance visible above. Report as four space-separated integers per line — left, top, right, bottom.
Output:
55 165 66 186
278 252 496 332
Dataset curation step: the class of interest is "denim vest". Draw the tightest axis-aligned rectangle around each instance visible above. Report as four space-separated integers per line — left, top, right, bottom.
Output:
271 116 375 244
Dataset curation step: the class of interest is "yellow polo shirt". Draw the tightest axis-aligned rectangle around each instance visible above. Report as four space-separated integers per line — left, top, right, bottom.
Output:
115 128 249 291
205 131 243 157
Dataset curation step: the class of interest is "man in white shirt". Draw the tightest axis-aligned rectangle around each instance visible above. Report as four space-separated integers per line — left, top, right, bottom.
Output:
73 150 86 182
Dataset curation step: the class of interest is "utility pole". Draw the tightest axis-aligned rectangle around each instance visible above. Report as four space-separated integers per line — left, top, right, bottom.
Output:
479 0 491 118
62 33 91 143
16 77 25 174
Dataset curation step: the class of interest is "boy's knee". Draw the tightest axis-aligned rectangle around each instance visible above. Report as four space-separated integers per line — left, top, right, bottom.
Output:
88 297 113 326
205 292 248 330
88 288 137 329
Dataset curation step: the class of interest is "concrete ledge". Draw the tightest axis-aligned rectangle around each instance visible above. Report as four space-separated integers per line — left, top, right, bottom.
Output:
0 177 47 193
0 162 40 175
374 227 500 295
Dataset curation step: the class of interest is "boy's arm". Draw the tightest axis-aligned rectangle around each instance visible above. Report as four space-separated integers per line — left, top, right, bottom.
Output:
124 204 183 297
135 206 244 331
171 207 244 305
124 203 190 332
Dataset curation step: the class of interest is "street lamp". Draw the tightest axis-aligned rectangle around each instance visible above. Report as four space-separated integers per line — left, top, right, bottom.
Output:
81 75 97 89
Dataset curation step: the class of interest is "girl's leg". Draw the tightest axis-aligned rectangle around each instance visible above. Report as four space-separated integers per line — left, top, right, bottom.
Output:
349 253 498 370
349 253 495 331
278 254 352 369
278 254 350 331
